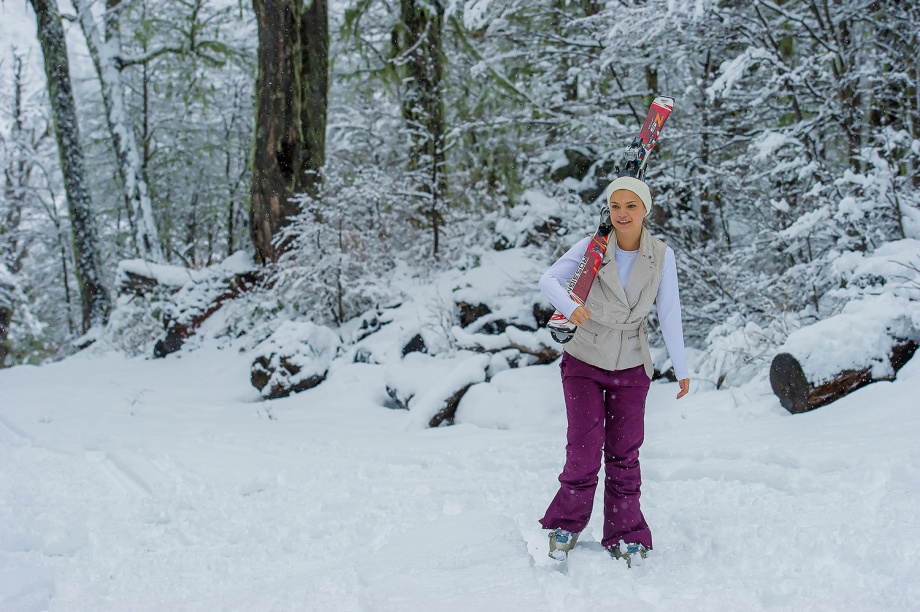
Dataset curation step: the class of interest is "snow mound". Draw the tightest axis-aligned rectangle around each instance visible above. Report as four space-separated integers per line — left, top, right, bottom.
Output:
385 352 490 428
250 321 342 399
830 238 920 300
455 362 564 431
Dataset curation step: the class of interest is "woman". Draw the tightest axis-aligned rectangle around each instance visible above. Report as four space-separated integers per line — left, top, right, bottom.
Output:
538 176 690 567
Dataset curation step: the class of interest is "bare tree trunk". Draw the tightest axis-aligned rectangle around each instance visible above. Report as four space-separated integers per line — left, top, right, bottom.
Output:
29 0 110 332
251 0 304 265
55 218 76 336
75 0 164 262
297 0 328 198
250 0 328 265
0 306 11 366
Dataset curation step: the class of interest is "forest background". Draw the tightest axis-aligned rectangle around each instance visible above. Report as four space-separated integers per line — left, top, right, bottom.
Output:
1 0 918 389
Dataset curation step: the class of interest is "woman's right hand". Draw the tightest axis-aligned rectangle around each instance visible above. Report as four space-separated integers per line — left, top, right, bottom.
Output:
569 306 592 326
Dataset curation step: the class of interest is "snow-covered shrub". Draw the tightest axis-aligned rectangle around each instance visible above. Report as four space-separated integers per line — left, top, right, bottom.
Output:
250 321 342 399
695 313 796 389
0 262 44 366
680 114 920 388
273 164 413 327
492 189 569 250
774 239 920 385
105 288 176 357
697 238 920 388
485 182 595 255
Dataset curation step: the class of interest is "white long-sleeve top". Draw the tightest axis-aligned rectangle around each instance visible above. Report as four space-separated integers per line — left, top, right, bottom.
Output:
540 236 690 380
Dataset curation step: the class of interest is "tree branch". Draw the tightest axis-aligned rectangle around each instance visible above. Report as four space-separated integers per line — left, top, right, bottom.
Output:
755 0 837 56
118 44 187 68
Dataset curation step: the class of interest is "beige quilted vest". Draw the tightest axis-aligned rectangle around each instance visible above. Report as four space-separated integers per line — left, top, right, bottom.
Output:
563 226 667 378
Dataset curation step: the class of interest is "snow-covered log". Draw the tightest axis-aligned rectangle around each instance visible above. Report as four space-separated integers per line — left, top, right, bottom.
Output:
150 253 260 357
770 341 918 414
453 299 560 366
457 302 492 328
769 296 920 413
153 272 260 357
115 259 194 297
451 325 560 367
250 321 340 399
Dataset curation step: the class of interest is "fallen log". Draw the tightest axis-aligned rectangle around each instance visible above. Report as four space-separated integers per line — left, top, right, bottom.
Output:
251 355 326 400
428 384 474 428
118 270 169 297
153 271 261 358
461 342 560 366
770 339 918 414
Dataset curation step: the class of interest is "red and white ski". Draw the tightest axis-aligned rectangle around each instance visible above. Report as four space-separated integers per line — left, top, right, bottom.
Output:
547 96 674 344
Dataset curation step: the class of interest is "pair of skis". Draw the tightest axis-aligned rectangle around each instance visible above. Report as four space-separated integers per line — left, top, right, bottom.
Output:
547 96 675 344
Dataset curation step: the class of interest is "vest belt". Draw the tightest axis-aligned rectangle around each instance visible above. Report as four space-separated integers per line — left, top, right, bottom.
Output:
601 319 653 376
603 320 644 331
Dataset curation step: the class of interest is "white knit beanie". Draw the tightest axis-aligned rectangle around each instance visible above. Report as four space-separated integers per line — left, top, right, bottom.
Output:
604 176 652 217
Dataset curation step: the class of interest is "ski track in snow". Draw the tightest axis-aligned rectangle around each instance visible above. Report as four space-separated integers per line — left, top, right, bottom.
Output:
1 347 919 611
0 413 30 442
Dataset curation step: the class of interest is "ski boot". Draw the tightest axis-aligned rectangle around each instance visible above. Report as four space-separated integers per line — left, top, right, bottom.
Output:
548 528 579 561
607 542 648 568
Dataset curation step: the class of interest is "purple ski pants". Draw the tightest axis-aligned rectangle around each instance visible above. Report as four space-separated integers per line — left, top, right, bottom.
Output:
539 352 653 550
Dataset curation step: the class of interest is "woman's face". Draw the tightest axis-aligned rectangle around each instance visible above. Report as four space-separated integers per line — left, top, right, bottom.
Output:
608 189 646 233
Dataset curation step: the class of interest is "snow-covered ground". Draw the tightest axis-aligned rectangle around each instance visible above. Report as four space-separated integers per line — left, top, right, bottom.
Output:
2 341 919 611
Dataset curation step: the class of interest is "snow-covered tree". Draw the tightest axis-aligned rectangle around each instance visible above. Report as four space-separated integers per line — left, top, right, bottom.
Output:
29 0 110 333
75 0 163 262
0 55 33 366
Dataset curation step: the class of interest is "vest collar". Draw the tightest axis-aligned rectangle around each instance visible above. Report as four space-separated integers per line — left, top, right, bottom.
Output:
640 226 657 263
598 226 658 310
605 226 657 262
